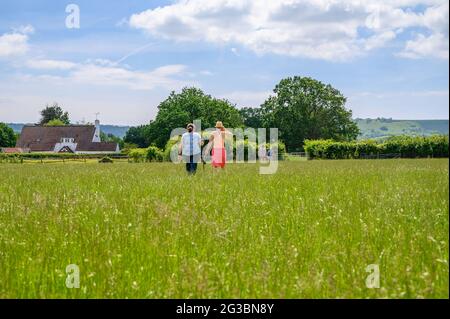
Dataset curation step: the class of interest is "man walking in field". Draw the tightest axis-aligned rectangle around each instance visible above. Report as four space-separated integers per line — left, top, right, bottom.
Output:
179 123 202 175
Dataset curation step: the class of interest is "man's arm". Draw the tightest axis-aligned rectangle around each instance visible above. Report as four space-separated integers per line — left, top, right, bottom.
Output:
203 133 214 155
197 133 203 147
178 135 183 155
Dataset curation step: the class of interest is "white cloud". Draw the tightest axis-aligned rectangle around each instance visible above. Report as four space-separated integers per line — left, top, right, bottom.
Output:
398 33 449 59
26 59 77 70
398 2 449 59
0 32 30 58
129 0 449 61
0 25 36 58
363 31 397 51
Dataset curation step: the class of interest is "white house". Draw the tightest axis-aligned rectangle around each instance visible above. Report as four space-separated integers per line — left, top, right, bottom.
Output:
16 120 120 154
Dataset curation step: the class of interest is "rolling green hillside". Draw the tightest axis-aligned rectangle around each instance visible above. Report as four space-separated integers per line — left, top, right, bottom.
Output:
355 119 448 139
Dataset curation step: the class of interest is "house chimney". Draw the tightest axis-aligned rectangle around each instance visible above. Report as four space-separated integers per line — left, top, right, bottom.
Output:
93 119 101 142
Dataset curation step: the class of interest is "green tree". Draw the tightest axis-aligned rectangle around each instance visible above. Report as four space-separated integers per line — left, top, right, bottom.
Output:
261 76 359 151
146 87 243 148
100 132 125 149
123 125 151 148
44 119 66 126
39 103 70 125
239 107 263 128
0 123 17 147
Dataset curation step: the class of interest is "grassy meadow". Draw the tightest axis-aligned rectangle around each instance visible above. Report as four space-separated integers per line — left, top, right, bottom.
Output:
0 159 448 298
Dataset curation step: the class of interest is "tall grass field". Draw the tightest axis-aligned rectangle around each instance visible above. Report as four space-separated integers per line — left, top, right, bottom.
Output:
0 159 448 298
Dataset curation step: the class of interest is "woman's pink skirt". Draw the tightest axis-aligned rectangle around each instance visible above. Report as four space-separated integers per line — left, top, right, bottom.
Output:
212 147 226 168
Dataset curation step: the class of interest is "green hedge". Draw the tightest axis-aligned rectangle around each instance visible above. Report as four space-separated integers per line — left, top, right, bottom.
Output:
0 153 127 159
232 140 286 161
0 152 128 163
163 138 286 162
128 147 164 163
304 135 449 159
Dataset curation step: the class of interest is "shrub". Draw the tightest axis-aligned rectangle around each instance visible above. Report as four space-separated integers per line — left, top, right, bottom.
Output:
146 146 164 162
128 148 147 163
163 136 286 163
128 147 164 163
163 139 179 162
0 154 22 163
98 156 113 163
120 144 137 155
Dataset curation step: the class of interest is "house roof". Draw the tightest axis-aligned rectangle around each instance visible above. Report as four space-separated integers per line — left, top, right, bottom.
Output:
1 147 30 154
16 125 118 152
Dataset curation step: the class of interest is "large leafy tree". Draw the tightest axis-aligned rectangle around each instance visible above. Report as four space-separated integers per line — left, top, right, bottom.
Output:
44 119 66 126
146 87 243 148
0 123 17 147
239 107 263 128
261 76 360 151
123 125 152 148
101 132 124 148
39 103 70 125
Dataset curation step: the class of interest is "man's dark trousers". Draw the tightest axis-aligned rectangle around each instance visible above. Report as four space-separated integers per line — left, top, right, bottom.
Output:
184 154 200 175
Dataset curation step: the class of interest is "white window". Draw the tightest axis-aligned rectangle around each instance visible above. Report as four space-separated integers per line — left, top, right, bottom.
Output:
61 138 75 143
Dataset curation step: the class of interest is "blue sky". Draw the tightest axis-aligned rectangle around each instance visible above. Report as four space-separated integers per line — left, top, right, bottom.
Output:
0 0 448 125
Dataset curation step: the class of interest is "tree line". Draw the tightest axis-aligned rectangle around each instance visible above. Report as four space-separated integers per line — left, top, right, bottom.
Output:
123 76 359 152
1 76 359 151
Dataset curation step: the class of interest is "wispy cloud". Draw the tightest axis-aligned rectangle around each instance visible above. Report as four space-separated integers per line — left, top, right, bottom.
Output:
20 58 193 91
25 59 77 70
12 25 35 35
199 70 213 76
70 62 191 90
114 42 156 64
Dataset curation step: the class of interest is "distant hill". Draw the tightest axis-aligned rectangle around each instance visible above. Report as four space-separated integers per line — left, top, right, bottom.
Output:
7 123 131 138
99 125 130 138
355 119 449 139
6 119 449 140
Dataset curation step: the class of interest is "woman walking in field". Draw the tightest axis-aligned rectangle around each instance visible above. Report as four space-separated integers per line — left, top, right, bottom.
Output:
208 121 231 169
